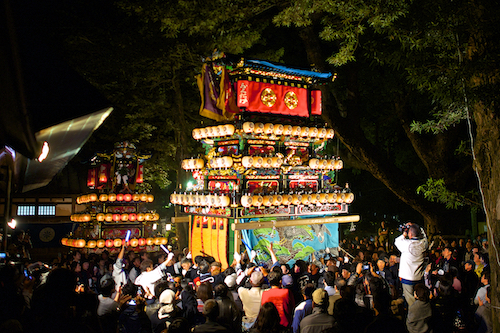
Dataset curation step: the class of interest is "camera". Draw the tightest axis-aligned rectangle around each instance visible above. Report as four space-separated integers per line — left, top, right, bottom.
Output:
398 224 409 233
362 262 370 271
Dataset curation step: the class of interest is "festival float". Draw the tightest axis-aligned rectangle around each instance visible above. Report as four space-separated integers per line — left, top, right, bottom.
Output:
172 54 359 267
61 142 167 253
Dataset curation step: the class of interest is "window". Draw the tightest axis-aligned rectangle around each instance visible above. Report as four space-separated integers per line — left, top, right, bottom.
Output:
38 205 56 216
17 205 36 216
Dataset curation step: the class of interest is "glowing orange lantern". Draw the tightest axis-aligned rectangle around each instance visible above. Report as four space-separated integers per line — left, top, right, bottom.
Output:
97 239 106 248
76 239 86 248
61 238 68 246
87 168 96 188
87 240 97 248
154 238 162 245
97 213 105 222
105 214 113 222
133 194 141 201
113 214 121 222
121 214 129 222
114 239 122 247
146 238 155 246
160 237 168 245
89 193 98 202
138 238 147 246
124 194 132 202
137 213 145 222
128 213 137 222
147 194 154 203
130 238 139 247
116 193 124 201
99 194 108 202
140 194 148 202
108 194 116 202
136 165 144 184
105 239 114 248
145 213 153 221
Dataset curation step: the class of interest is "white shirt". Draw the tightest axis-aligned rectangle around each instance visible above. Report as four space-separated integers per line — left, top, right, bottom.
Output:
134 261 168 298
395 234 428 281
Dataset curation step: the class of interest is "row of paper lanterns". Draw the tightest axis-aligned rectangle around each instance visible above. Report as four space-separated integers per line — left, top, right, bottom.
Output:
192 124 236 140
70 212 160 222
192 123 335 140
170 192 354 207
240 192 354 207
309 159 343 170
77 193 154 204
61 237 168 248
241 122 335 139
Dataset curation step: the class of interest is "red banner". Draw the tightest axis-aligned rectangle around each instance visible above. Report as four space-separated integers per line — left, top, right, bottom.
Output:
310 90 322 115
237 80 309 117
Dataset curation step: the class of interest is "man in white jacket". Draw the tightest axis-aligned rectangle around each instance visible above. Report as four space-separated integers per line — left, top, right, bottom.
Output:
134 252 174 299
394 222 428 307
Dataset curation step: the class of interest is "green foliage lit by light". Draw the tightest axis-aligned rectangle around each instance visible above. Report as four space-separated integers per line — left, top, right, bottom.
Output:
416 178 481 210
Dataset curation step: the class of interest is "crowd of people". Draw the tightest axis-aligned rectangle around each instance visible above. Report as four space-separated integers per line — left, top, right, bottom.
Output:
0 222 493 333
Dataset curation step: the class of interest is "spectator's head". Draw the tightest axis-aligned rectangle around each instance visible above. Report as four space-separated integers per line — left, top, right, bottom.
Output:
250 270 264 287
169 317 190 333
198 260 210 275
414 283 430 302
282 274 293 288
140 259 154 272
196 282 213 302
334 277 346 293
100 276 115 297
376 259 385 272
302 283 315 300
121 282 138 297
481 271 490 285
310 260 321 274
372 290 391 315
133 257 141 268
210 262 221 276
389 254 398 266
214 283 228 299
464 260 474 272
294 260 308 274
154 282 171 298
281 264 290 275
312 288 329 311
252 302 281 332
408 224 421 238
323 271 335 287
442 246 453 260
202 299 219 321
181 258 192 271
267 271 282 287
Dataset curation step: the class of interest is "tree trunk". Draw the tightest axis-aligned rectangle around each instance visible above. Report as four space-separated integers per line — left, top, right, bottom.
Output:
471 101 500 332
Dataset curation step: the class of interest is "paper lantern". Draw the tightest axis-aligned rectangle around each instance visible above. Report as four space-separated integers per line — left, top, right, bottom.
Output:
273 124 284 136
89 193 98 202
337 193 346 203
292 194 302 205
113 214 121 222
252 195 263 207
334 160 343 170
87 168 96 188
140 194 148 201
292 126 301 136
345 193 354 203
160 237 168 245
138 238 147 246
326 129 335 139
220 196 230 207
272 194 283 206
97 213 105 222
319 159 328 169
262 157 272 168
67 239 74 247
61 238 68 246
83 214 91 222
99 194 108 202
154 238 162 245
264 123 274 135
97 239 106 248
147 194 154 203
300 127 310 137
301 194 312 205
283 125 293 136
105 239 114 248
108 193 116 202
124 194 132 202
224 124 235 136
309 159 320 169
114 239 122 247
76 239 86 248
87 240 97 249
105 214 113 222
309 127 319 138
241 195 253 208
130 238 139 247
121 213 129 222
145 213 153 221
263 195 273 207
282 195 293 205
254 123 264 134
116 193 124 201
311 193 321 204
319 193 328 204
318 128 327 139
252 157 263 168
129 213 137 222
146 238 155 246
243 122 254 133
137 213 145 222
192 128 201 140
133 194 141 201
136 164 144 184
328 193 338 203
242 156 254 168
271 157 283 168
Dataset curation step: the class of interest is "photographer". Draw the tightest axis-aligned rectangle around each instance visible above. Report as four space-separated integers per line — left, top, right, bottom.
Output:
394 222 428 307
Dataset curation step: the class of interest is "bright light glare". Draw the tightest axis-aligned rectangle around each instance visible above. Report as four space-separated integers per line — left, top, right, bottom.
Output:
165 224 172 231
8 218 17 229
153 223 157 230
37 141 49 162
